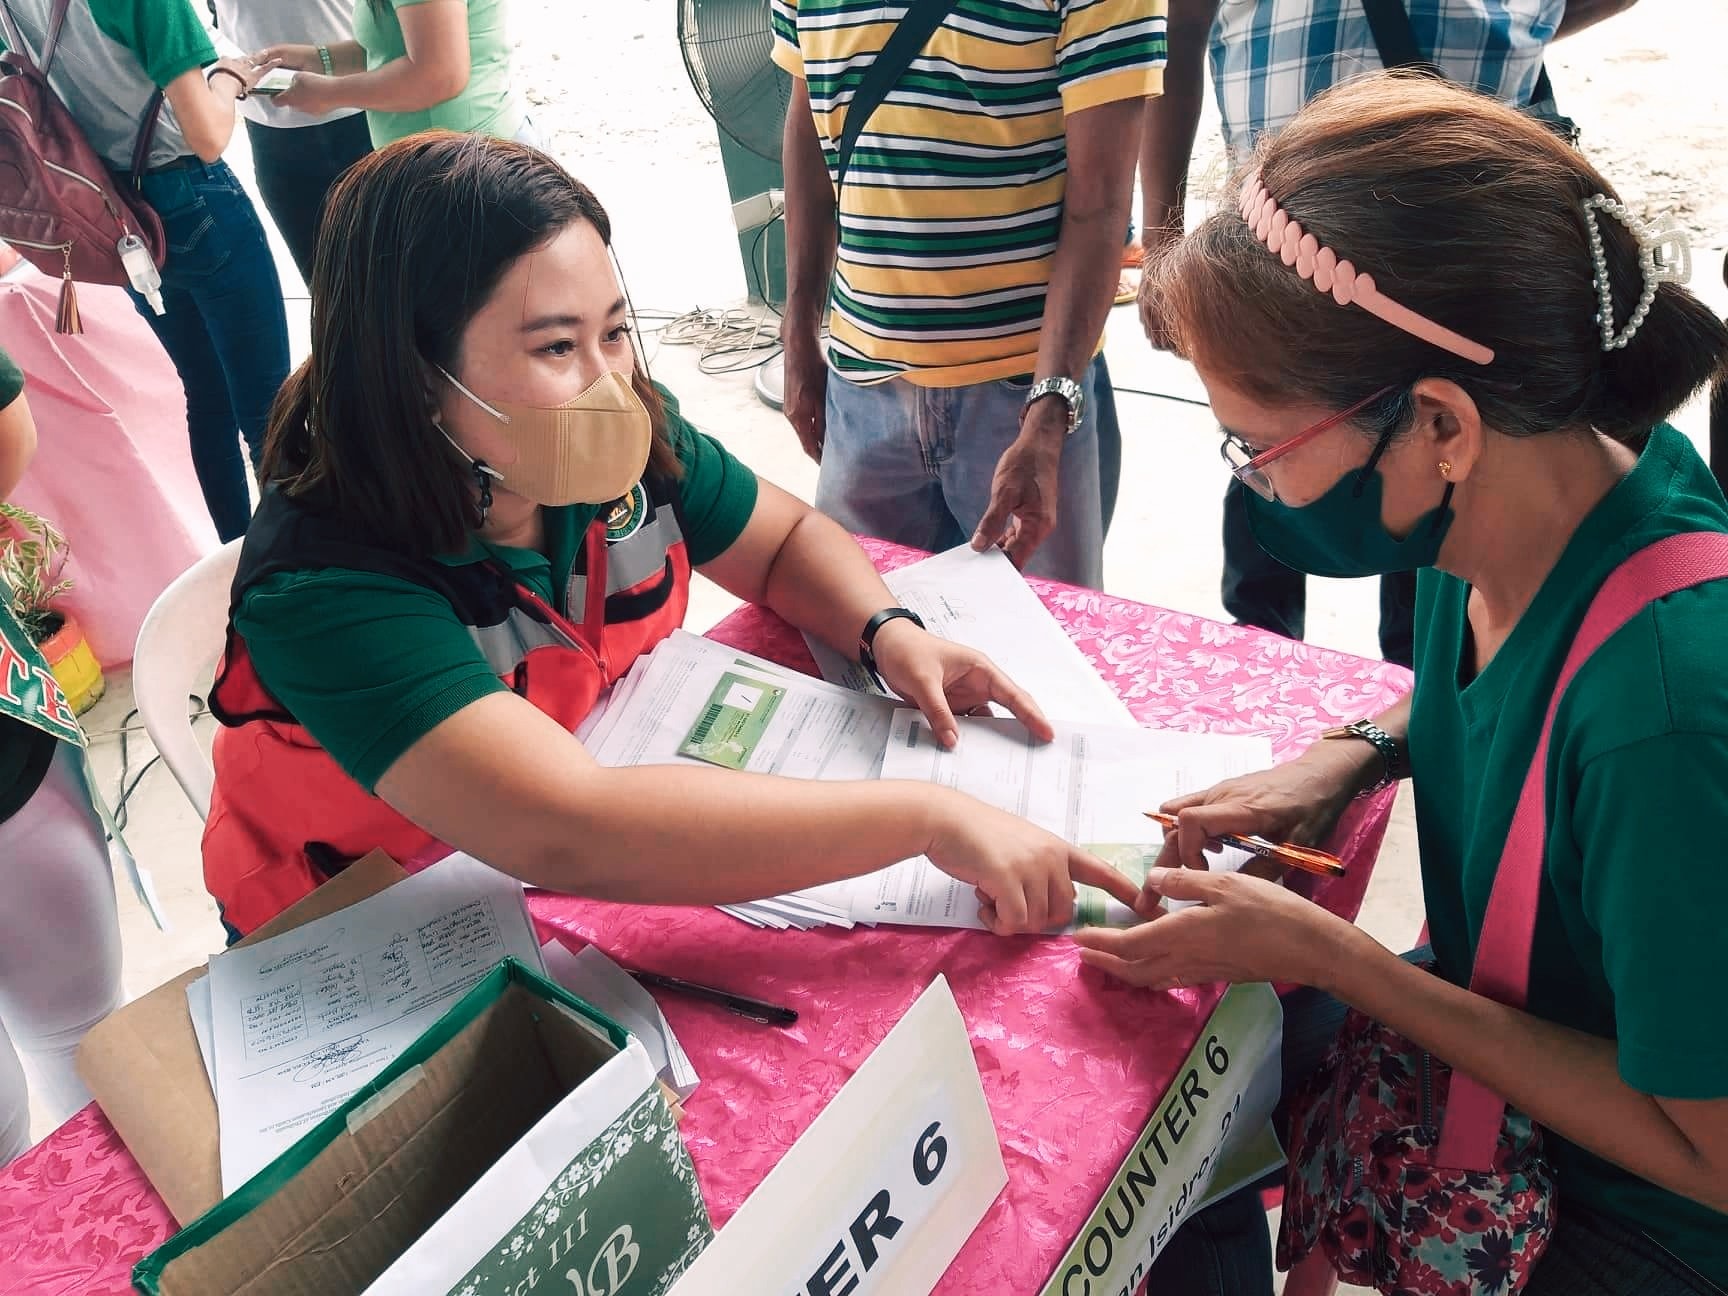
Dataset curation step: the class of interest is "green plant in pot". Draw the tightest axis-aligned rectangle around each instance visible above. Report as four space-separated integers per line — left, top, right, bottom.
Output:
0 502 105 714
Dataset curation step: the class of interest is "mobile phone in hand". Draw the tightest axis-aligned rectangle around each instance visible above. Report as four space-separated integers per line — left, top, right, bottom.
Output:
250 68 297 97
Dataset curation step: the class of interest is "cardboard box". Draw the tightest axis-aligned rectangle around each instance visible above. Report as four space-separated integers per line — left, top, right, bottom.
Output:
76 851 410 1223
134 958 710 1295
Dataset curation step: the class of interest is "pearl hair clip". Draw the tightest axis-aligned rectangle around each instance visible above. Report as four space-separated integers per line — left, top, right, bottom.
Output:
1238 171 1494 366
1580 194 1691 351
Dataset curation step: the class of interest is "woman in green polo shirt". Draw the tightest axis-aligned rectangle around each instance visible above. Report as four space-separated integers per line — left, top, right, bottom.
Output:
1082 77 1728 1294
261 0 528 149
0 350 123 1163
202 131 1135 942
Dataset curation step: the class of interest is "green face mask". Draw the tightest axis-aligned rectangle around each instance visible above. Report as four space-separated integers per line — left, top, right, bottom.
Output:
1244 464 1455 580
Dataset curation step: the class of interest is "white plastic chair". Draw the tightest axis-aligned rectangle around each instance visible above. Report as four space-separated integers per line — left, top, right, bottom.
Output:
132 539 243 821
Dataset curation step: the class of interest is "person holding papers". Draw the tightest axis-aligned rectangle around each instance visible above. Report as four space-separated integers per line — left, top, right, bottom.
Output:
1081 78 1728 1293
201 132 1135 943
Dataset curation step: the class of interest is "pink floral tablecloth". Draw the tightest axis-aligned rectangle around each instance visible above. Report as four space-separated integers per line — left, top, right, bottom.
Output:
0 540 1412 1294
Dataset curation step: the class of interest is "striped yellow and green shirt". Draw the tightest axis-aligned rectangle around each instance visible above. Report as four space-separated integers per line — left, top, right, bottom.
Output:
772 0 1166 388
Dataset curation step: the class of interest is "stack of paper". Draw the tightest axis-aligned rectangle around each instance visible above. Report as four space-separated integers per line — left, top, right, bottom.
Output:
804 545 1136 728
781 714 1270 930
579 629 901 927
186 853 696 1194
577 547 1274 933
538 938 699 1098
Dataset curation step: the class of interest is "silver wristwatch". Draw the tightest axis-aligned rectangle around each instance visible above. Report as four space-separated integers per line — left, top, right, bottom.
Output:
1022 376 1086 435
1321 720 1409 796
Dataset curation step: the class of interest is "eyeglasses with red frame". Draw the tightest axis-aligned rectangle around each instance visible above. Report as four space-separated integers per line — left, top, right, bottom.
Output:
1220 386 1398 501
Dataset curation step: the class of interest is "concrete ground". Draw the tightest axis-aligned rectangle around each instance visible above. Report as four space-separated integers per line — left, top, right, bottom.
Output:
30 2 1728 1288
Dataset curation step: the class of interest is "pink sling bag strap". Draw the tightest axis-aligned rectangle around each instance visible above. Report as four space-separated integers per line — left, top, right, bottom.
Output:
1436 530 1728 1170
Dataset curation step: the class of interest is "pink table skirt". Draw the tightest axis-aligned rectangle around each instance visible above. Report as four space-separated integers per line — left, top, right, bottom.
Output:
0 541 1412 1294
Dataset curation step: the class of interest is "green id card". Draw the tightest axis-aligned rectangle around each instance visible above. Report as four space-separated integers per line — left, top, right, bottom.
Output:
1075 842 1159 928
678 671 786 769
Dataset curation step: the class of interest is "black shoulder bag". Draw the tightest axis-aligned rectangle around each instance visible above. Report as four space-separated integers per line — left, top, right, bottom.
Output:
831 0 963 192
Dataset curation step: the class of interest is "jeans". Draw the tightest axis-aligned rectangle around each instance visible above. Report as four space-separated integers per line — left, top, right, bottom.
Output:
244 114 373 286
1221 476 1417 667
127 159 291 542
818 354 1117 589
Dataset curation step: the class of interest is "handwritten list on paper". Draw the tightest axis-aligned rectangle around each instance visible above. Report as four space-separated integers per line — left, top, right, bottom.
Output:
209 854 540 1193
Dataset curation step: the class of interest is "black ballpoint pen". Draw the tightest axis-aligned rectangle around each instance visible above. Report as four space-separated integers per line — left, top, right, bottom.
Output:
629 970 799 1027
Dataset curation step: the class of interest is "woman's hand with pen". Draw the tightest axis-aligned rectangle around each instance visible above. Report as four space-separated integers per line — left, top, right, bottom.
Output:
1151 740 1371 879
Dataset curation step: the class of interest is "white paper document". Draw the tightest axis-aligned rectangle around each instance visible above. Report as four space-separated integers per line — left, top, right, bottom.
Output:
585 630 895 782
581 631 896 927
804 546 1135 728
538 939 700 1099
207 852 541 1192
186 975 215 1085
794 714 1273 931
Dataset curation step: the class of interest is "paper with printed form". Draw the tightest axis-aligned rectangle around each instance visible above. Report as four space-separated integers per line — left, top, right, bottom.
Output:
207 852 541 1192
580 631 898 927
804 546 1135 728
189 934 700 1153
831 713 1274 930
585 631 894 783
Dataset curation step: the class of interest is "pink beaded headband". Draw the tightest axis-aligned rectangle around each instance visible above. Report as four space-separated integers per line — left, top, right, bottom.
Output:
1238 171 1496 367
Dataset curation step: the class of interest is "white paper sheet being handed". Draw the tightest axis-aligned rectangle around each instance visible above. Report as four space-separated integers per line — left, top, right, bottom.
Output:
800 713 1273 931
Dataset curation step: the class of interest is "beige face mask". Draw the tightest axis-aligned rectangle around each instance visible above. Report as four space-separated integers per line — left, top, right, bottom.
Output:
436 366 653 506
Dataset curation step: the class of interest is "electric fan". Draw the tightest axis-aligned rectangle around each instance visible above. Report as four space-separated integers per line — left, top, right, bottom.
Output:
679 0 792 167
678 0 794 408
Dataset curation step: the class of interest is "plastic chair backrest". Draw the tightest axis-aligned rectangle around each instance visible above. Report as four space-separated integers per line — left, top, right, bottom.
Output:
132 539 240 821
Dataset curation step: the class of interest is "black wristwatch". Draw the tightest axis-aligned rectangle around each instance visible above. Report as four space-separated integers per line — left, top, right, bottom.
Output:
858 607 925 691
1321 720 1409 796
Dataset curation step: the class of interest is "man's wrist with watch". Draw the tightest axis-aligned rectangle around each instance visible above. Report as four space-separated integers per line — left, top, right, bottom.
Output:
1020 375 1085 439
1319 720 1410 797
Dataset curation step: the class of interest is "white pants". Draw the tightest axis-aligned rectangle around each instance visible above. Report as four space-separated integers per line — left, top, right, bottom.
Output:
0 743 123 1163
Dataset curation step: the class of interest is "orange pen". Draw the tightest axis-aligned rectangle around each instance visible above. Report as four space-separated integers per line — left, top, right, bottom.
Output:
1143 811 1348 879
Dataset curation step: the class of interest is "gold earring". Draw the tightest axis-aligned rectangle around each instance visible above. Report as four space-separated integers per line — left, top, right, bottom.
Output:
1438 461 1452 479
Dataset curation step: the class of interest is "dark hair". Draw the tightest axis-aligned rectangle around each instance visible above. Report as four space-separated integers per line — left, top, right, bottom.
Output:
261 131 679 556
1147 73 1728 446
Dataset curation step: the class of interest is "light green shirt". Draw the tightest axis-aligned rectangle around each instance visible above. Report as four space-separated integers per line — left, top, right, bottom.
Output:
351 0 521 147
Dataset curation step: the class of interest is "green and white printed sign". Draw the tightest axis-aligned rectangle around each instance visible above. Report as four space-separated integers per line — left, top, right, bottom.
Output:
0 601 81 746
1038 982 1285 1296
364 1038 711 1296
450 1085 709 1296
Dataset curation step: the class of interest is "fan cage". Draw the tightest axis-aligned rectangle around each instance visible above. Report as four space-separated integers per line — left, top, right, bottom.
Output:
679 0 793 163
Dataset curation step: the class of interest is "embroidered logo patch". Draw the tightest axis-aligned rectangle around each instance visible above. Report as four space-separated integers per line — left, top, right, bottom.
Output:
604 483 649 544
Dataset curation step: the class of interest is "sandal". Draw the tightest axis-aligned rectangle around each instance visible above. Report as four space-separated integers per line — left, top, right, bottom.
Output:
1114 272 1138 306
